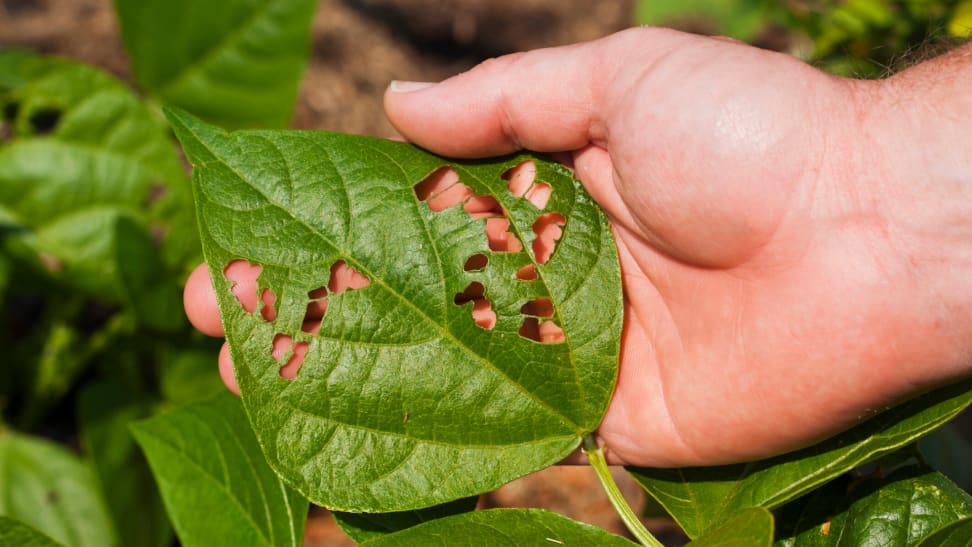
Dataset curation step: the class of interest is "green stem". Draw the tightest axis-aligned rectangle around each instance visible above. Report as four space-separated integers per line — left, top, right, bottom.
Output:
583 434 663 547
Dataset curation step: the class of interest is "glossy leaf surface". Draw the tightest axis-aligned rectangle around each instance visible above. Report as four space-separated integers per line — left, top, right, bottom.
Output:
333 497 479 543
689 507 774 546
169 109 622 512
0 430 115 547
774 465 972 546
917 516 972 547
131 392 308 547
629 380 972 538
358 508 637 546
0 517 62 547
116 0 317 128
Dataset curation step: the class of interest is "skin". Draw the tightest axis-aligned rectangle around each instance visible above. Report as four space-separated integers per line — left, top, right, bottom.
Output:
184 27 972 468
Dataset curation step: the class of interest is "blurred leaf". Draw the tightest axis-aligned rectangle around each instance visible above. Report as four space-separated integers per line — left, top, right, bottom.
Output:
0 51 196 329
158 347 224 404
636 0 773 41
358 509 637 546
629 380 972 538
0 430 116 546
774 465 972 545
18 319 85 427
169 109 622 512
690 507 774 546
0 516 63 546
333 496 479 543
949 0 972 37
78 380 172 547
131 392 308 547
918 423 972 492
115 0 317 129
917 516 972 546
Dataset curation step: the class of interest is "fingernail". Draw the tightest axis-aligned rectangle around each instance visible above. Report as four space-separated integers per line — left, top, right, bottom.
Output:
389 80 435 93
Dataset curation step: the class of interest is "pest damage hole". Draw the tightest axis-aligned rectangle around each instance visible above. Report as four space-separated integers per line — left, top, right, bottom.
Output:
486 218 522 252
300 260 370 331
271 333 308 379
532 213 566 264
516 264 537 281
520 297 554 318
328 260 370 294
518 317 565 344
28 107 61 135
414 167 472 212
224 259 276 320
463 253 489 272
453 281 496 330
504 160 552 209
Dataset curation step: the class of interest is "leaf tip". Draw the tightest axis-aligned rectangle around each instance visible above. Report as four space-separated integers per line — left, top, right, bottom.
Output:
163 106 226 166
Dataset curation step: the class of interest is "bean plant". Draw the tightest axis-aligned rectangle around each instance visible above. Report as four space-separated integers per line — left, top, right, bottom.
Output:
1 1 971 546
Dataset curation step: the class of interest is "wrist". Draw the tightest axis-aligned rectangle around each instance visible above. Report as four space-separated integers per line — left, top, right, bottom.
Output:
842 49 972 386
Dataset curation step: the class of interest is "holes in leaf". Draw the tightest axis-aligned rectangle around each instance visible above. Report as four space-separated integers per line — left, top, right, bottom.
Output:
463 253 488 272
532 213 566 264
271 333 308 380
516 264 537 281
453 281 496 330
28 107 60 135
520 297 554 318
224 260 270 316
414 167 470 212
504 160 551 209
485 218 522 252
300 260 370 331
518 317 565 344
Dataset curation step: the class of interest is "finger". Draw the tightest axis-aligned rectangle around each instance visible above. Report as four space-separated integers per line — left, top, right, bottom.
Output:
184 263 223 337
218 342 240 396
383 30 642 157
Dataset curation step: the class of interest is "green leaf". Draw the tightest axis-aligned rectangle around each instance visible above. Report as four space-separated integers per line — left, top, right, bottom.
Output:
115 0 317 129
635 0 774 41
0 51 195 327
168 108 622 512
358 508 637 546
0 516 63 546
333 497 479 543
0 430 116 547
774 465 972 545
690 507 774 546
918 516 972 546
131 392 308 547
78 381 173 547
628 380 972 538
158 347 226 404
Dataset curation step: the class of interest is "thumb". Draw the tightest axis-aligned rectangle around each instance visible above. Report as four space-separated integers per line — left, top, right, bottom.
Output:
383 31 645 158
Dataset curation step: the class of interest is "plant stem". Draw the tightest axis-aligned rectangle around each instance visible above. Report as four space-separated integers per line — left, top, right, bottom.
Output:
583 434 663 547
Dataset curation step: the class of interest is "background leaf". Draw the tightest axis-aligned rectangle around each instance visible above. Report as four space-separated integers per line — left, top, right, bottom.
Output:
0 430 116 547
115 0 317 129
917 516 972 546
629 380 972 538
0 51 194 330
333 496 479 543
689 507 774 546
169 108 622 512
131 392 308 547
774 465 972 545
0 516 63 546
358 508 637 546
78 380 172 547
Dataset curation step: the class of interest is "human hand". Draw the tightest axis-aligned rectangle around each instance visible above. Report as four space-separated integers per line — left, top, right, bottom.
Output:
186 27 972 468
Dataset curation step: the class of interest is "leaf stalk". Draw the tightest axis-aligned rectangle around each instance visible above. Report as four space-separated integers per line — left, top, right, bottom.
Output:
583 434 663 547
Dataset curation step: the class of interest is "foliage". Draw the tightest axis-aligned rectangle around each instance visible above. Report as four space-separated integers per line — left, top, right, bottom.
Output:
637 0 972 77
1 1 971 546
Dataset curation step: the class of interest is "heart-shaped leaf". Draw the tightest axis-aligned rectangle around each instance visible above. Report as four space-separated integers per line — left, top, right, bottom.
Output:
168 108 622 512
